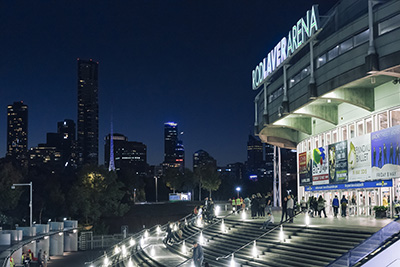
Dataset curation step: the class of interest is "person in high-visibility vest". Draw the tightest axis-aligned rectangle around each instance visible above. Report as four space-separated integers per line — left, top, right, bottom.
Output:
236 197 241 213
231 198 236 212
9 256 14 267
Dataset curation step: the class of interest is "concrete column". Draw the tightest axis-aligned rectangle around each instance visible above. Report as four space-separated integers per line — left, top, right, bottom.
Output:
36 236 50 259
16 226 36 237
64 230 78 252
50 232 64 256
12 247 23 265
49 222 64 231
0 233 11 245
35 224 50 234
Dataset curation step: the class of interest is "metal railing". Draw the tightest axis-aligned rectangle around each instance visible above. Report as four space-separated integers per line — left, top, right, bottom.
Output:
328 218 400 267
215 210 303 261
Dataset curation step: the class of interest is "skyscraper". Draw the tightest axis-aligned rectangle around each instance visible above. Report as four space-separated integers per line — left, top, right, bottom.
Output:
164 122 178 164
104 133 147 174
163 122 184 169
7 101 28 166
193 150 216 170
246 135 264 171
77 59 99 166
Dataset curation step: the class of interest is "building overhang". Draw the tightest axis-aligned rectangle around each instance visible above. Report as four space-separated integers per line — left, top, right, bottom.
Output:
257 65 400 149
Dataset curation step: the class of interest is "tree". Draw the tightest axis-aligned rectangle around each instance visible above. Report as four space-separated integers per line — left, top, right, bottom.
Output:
0 162 24 226
196 163 221 199
69 165 129 228
200 164 221 198
118 169 146 202
163 168 184 193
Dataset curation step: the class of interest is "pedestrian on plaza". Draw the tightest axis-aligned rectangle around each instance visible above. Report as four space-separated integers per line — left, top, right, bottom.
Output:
37 249 42 267
341 195 348 217
332 195 339 217
192 241 204 267
260 212 275 229
266 192 272 214
312 196 318 217
258 193 266 217
393 196 400 216
251 194 259 219
231 198 236 212
244 196 250 211
287 195 294 223
42 251 48 267
280 196 288 223
205 263 210 267
300 196 307 212
317 196 327 218
236 196 241 213
164 222 173 244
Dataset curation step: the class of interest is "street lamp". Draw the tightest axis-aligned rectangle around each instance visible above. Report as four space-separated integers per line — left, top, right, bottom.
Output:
154 176 159 202
11 182 33 227
236 187 241 198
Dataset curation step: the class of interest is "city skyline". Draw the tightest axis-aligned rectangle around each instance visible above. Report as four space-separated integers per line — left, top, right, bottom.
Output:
0 0 338 167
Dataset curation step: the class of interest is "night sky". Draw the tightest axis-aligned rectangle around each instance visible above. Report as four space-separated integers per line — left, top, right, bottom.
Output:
0 0 337 167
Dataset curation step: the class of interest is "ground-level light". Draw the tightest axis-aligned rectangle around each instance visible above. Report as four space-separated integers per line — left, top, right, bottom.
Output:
215 205 220 216
230 253 235 267
221 219 225 233
182 240 187 254
252 240 258 258
279 225 285 242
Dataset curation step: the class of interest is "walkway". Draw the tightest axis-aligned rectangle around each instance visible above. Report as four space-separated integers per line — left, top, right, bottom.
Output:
43 208 394 266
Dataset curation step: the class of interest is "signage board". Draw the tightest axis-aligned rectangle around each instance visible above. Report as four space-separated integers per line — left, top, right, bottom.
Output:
252 5 320 90
329 141 348 183
312 146 329 185
348 134 372 182
299 152 312 186
305 179 392 191
371 125 400 179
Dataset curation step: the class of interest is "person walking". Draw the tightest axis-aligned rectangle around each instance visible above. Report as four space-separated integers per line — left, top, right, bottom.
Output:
236 196 241 213
300 196 307 212
42 251 48 267
260 212 275 229
317 196 327 218
287 195 294 223
341 195 348 217
280 196 288 223
192 241 204 267
266 192 272 214
37 249 42 267
332 195 339 217
258 193 266 217
164 222 173 244
244 196 250 211
250 194 259 219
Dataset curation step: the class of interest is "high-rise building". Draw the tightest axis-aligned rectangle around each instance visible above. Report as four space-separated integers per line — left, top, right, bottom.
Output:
193 150 216 170
28 144 62 170
7 101 28 166
77 59 99 166
164 122 178 164
104 133 147 174
246 135 264 171
163 122 184 169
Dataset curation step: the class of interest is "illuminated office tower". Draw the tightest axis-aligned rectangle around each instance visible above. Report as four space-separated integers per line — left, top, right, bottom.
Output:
7 101 28 166
163 122 184 169
77 59 99 166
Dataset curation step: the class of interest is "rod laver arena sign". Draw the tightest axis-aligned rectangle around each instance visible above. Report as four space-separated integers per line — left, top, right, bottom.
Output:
252 5 320 90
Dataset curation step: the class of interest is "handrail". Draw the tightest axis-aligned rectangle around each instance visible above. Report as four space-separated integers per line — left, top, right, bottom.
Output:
327 217 400 267
174 209 238 246
88 213 194 266
216 210 303 261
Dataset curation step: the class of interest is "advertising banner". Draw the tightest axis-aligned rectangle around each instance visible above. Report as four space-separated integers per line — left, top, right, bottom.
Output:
304 179 392 191
299 152 312 186
328 141 348 183
348 134 371 182
312 146 329 185
371 125 400 179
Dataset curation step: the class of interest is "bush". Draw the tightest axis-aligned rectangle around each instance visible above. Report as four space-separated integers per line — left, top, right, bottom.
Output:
373 206 388 212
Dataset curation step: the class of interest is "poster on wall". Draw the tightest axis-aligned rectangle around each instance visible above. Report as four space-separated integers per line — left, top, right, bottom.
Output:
371 125 400 179
299 152 312 186
348 134 371 181
328 141 348 184
312 146 329 185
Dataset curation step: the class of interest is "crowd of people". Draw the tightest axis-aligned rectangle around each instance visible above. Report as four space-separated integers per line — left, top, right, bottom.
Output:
14 249 48 267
